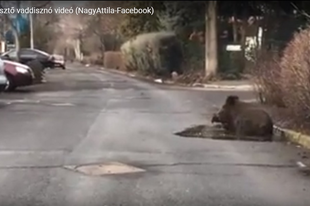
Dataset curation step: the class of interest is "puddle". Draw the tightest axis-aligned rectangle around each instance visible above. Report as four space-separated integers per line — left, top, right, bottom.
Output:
174 124 277 142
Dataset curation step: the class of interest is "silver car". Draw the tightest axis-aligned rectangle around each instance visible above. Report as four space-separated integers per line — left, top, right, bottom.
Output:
0 58 8 91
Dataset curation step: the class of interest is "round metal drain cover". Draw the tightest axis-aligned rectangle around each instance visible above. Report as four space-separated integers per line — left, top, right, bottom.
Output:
64 162 146 176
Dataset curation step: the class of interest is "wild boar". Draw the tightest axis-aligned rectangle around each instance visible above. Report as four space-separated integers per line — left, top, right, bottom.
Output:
211 95 274 141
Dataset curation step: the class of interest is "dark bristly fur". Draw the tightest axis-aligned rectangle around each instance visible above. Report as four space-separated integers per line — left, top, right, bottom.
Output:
211 95 274 141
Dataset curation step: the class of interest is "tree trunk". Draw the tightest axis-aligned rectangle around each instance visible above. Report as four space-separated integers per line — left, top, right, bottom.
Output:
73 39 81 61
240 19 247 72
205 1 218 80
10 24 20 62
3 11 20 61
99 35 105 60
232 17 238 43
15 0 21 61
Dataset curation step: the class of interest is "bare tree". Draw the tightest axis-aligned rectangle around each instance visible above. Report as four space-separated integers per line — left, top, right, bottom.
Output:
0 1 21 60
205 1 218 79
85 1 124 57
32 2 59 52
57 13 89 60
0 1 51 60
86 13 122 57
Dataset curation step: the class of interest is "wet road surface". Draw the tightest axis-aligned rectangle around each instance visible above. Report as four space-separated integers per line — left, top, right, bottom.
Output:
0 64 309 206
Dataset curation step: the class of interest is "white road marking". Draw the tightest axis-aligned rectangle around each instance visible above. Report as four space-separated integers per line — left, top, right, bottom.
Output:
51 103 75 106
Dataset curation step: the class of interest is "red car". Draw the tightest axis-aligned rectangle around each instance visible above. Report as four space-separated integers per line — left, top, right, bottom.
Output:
3 60 34 91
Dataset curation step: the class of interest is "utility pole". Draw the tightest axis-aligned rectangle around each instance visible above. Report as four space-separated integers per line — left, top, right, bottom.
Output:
29 13 34 49
29 1 34 49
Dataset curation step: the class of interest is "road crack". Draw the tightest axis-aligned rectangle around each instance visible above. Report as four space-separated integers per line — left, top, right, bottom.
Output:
143 162 296 169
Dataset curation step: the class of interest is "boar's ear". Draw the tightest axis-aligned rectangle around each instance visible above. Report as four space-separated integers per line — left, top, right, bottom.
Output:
225 95 239 105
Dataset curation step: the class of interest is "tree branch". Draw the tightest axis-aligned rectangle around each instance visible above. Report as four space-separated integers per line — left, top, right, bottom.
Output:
0 3 17 31
291 2 310 19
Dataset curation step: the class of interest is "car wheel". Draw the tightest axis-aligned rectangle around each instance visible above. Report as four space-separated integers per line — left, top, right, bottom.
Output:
5 74 16 91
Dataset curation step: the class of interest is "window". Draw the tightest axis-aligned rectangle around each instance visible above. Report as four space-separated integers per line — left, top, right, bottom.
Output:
20 49 38 58
22 49 46 59
7 50 17 58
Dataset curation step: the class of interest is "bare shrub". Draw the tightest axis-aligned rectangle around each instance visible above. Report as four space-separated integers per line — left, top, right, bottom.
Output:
103 51 125 70
251 50 285 107
280 28 310 122
122 44 162 76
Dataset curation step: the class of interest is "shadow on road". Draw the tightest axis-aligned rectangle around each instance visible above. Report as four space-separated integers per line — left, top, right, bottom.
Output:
5 89 34 94
4 79 111 94
175 124 283 142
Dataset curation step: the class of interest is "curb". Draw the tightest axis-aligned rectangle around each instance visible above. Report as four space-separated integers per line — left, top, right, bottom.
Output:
99 67 254 91
273 126 310 149
201 84 254 91
97 66 310 149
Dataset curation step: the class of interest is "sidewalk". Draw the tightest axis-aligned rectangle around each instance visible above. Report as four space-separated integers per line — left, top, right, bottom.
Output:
99 66 255 91
96 65 310 154
198 80 254 91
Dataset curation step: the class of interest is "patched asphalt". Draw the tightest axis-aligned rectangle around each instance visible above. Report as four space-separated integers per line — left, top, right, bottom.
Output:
0 64 309 206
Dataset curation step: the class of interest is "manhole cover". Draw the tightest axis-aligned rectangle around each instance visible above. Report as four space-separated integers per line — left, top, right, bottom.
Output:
175 124 274 141
64 162 146 176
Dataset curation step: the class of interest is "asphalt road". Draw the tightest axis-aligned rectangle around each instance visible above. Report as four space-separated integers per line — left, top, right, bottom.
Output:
0 63 309 206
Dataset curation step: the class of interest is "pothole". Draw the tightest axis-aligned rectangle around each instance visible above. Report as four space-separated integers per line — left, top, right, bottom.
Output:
63 162 146 176
174 124 277 142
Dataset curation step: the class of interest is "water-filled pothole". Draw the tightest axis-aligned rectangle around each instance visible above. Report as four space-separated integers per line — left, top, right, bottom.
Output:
174 124 277 142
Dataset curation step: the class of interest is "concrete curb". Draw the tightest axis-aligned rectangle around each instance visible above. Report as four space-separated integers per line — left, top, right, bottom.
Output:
273 126 310 150
201 84 254 91
99 67 254 91
99 66 310 149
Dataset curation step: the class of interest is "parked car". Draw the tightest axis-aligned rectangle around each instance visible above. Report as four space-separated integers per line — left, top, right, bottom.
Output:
1 48 66 70
51 54 66 70
2 59 34 91
0 59 8 92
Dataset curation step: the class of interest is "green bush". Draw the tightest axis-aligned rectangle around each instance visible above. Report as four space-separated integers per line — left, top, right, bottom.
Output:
219 49 244 80
120 32 183 77
181 40 204 72
173 40 206 84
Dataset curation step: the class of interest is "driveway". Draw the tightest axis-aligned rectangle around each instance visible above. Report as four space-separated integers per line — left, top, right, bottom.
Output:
0 63 309 206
